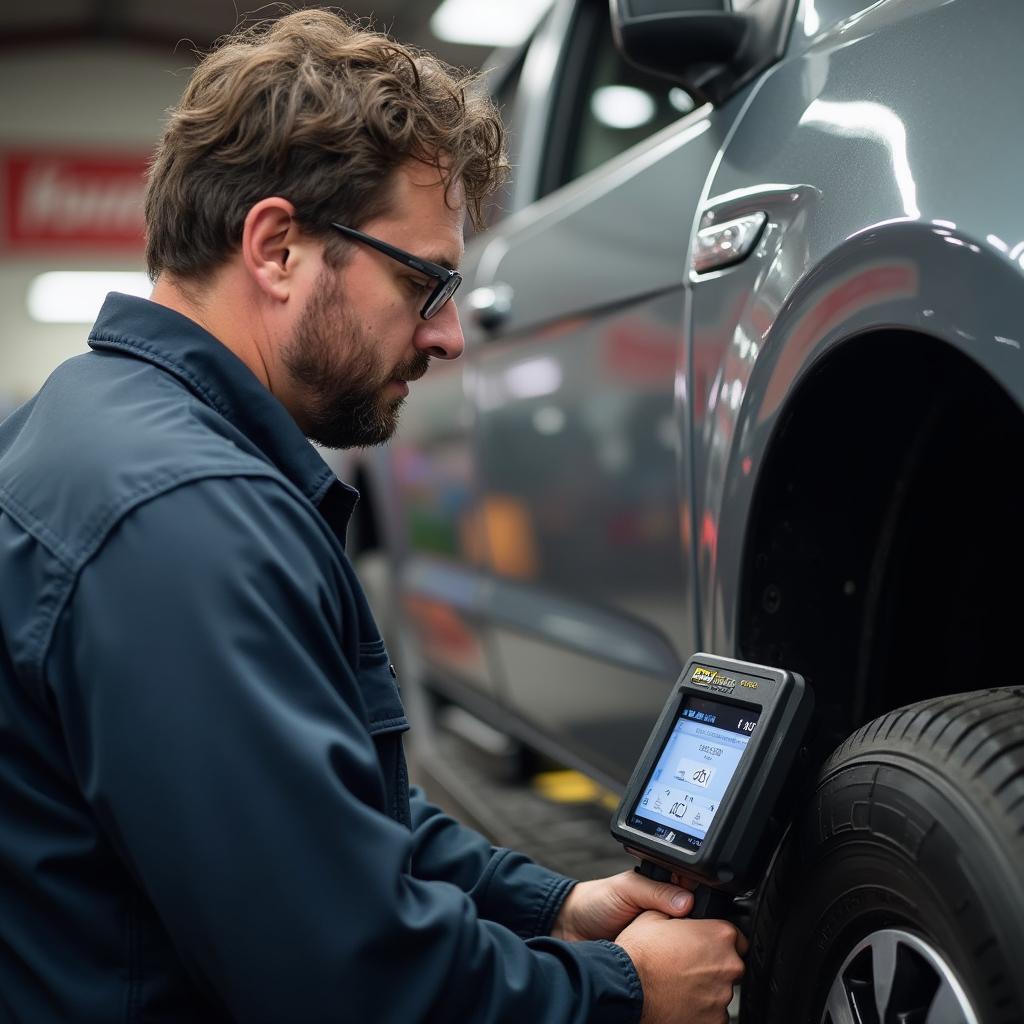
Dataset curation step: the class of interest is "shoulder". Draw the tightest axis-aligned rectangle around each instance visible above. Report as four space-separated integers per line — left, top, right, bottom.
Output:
90 473 347 593
0 350 290 572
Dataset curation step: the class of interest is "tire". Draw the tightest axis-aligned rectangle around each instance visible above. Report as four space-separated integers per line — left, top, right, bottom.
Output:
743 687 1024 1024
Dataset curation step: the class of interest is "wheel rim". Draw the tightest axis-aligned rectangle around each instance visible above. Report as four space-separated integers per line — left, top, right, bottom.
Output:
820 928 979 1024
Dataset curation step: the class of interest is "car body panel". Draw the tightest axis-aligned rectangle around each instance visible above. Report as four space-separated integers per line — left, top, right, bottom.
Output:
692 0 1024 662
463 105 745 779
348 0 1024 791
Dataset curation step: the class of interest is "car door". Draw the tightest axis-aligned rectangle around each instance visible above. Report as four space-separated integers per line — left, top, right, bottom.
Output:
464 0 743 784
383 40 535 708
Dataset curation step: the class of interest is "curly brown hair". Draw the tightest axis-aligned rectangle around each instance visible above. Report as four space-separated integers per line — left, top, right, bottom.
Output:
144 8 507 281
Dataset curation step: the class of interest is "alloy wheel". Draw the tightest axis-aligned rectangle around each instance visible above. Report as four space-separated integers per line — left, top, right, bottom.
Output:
821 928 979 1024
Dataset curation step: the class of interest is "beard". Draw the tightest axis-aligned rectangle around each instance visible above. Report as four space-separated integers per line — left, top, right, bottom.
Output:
282 267 429 449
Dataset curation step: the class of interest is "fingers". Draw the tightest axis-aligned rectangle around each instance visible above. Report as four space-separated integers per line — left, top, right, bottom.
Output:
661 883 692 915
620 869 694 917
704 920 746 984
634 908 673 925
718 920 747 975
618 915 744 1024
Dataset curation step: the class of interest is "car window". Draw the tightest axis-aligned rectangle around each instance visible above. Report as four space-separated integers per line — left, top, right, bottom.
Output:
465 42 532 239
480 50 528 231
541 0 694 196
492 49 526 125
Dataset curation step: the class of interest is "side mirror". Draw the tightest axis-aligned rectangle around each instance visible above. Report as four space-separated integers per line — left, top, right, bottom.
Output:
609 0 795 105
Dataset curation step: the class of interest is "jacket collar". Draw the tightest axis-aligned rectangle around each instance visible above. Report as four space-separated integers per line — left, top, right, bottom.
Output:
88 292 358 519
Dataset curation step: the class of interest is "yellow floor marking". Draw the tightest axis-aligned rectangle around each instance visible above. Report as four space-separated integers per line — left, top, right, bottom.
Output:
532 769 620 809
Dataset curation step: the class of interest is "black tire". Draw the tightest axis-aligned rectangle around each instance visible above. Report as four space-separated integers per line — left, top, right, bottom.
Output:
743 687 1024 1024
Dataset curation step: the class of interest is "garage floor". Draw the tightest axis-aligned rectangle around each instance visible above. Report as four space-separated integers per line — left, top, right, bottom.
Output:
410 731 634 882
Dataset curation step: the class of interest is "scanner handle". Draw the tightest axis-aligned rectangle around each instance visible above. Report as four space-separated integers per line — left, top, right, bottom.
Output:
634 860 734 920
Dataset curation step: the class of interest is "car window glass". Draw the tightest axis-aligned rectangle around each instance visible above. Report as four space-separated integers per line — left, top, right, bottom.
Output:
466 47 528 239
544 0 694 194
570 44 694 181
487 51 528 227
492 50 526 126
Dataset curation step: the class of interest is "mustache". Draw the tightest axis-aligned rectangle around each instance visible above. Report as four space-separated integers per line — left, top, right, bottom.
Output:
393 352 430 383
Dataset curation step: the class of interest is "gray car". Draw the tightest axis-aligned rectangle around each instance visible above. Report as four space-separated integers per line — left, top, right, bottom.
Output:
339 1 1024 1020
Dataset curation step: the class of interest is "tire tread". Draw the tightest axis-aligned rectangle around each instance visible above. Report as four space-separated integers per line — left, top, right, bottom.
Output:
745 686 1024 1023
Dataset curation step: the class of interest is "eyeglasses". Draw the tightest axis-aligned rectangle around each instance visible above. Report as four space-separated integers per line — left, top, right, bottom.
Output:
330 222 462 320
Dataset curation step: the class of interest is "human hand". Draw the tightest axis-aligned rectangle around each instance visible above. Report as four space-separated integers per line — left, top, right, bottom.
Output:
615 910 746 1024
550 869 693 943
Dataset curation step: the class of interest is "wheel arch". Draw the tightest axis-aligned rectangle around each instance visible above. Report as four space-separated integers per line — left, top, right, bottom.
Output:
735 327 1024 756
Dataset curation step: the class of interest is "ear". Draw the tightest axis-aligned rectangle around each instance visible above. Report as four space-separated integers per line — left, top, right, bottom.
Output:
240 197 303 302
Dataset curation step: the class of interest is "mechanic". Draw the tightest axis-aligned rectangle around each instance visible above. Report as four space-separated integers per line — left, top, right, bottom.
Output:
0 10 745 1023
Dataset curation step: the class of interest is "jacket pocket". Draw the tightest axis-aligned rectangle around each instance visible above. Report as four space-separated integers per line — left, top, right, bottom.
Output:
358 637 411 827
357 638 408 737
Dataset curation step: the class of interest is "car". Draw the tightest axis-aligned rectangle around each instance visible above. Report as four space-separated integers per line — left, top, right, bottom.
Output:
337 1 1024 1020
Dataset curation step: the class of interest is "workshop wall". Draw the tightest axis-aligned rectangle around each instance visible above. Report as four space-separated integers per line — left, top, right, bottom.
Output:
0 43 191 407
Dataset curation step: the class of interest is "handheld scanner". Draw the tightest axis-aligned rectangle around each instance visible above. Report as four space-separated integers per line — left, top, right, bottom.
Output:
611 653 813 892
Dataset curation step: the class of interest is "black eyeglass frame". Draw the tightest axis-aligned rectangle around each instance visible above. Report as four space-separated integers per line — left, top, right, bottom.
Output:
330 222 462 320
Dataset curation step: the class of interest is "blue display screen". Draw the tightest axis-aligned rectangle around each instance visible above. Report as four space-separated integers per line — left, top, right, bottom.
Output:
628 694 760 851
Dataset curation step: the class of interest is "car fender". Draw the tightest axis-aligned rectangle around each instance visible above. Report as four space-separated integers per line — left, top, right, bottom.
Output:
702 219 1024 655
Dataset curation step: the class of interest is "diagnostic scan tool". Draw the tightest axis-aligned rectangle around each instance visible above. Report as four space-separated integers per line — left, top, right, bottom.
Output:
611 654 813 909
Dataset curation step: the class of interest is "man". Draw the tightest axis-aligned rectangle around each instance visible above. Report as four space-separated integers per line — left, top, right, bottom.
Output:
0 11 744 1022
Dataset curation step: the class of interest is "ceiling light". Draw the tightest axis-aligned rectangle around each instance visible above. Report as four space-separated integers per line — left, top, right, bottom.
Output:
430 0 552 47
668 88 695 115
27 271 151 324
591 85 656 131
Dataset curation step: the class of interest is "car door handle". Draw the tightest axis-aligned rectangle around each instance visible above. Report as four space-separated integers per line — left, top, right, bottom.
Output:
467 283 513 332
692 211 767 275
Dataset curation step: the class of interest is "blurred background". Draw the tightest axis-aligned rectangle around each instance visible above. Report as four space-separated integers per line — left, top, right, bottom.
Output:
0 0 541 413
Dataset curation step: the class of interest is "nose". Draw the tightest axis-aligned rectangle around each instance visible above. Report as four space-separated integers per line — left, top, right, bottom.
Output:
414 299 465 360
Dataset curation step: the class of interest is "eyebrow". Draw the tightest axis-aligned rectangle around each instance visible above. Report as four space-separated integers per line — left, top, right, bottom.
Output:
420 252 460 272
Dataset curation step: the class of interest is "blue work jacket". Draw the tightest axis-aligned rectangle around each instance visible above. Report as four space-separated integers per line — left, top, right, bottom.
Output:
0 294 642 1023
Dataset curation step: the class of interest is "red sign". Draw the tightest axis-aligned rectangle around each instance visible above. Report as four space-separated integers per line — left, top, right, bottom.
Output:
1 150 150 252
